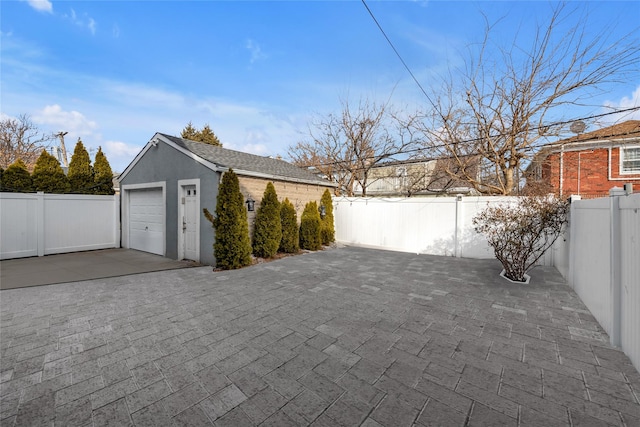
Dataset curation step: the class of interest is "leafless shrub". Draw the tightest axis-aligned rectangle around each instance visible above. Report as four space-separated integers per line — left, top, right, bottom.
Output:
473 196 569 282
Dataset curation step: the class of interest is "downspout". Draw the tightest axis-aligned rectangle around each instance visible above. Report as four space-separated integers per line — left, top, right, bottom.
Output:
559 145 564 197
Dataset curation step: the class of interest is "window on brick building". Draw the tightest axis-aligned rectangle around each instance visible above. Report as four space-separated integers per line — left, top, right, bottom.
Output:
621 146 640 174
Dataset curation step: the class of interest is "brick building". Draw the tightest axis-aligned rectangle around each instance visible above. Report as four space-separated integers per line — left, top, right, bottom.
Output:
528 120 640 198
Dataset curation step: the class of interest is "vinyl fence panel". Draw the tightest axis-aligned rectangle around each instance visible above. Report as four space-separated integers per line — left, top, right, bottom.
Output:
618 194 640 371
0 194 39 259
333 196 515 259
553 192 640 371
0 193 119 260
568 197 612 333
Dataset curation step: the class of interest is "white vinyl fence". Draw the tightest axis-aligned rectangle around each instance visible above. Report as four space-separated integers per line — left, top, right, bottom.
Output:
0 192 119 260
334 196 525 260
552 191 640 371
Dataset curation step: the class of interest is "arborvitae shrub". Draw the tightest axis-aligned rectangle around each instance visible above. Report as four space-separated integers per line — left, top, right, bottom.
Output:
320 189 335 245
203 169 252 270
299 201 322 251
279 198 299 253
32 150 70 194
252 182 282 258
68 139 93 194
2 159 33 192
93 147 115 195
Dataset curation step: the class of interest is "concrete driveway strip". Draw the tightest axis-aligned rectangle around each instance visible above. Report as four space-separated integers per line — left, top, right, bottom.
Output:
0 246 638 426
0 249 196 290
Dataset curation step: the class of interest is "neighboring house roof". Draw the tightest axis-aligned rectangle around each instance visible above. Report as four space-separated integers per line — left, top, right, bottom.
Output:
528 121 640 171
540 120 640 153
556 120 640 144
119 133 335 187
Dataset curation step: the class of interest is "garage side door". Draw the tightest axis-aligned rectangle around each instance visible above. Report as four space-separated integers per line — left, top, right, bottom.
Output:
129 188 164 255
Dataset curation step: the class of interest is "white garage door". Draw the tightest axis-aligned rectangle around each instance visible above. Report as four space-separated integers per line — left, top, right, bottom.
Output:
128 188 164 255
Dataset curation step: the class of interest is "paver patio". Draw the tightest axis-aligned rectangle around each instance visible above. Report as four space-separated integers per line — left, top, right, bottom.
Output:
1 246 638 426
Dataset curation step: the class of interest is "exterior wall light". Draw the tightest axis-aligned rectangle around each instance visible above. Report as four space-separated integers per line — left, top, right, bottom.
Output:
246 197 255 212
319 204 326 218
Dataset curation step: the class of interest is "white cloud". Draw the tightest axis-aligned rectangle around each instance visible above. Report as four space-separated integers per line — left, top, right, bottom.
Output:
33 104 97 136
104 140 142 157
25 0 52 14
107 83 187 107
246 39 267 64
63 8 98 35
88 18 97 35
602 85 640 123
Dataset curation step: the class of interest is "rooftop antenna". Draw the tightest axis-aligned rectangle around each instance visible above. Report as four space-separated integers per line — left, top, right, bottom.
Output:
56 131 69 167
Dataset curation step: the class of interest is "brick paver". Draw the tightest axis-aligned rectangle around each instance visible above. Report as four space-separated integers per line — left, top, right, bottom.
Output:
1 246 639 426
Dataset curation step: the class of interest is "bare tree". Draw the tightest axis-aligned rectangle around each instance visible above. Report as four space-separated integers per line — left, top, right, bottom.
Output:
288 97 420 196
417 4 640 195
0 114 54 170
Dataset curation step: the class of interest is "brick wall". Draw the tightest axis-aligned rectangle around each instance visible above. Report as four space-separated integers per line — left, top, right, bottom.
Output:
542 147 640 197
237 175 333 235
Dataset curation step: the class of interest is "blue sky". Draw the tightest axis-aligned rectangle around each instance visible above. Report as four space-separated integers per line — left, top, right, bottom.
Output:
2 1 639 172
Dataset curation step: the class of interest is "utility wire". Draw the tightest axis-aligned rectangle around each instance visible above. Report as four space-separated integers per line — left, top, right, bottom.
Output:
297 106 640 168
361 0 437 109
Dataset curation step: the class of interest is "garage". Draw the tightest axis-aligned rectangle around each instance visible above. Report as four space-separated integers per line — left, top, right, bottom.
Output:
127 187 164 255
118 133 335 266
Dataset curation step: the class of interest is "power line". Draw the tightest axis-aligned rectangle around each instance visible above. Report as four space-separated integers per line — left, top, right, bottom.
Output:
361 0 436 109
297 106 640 168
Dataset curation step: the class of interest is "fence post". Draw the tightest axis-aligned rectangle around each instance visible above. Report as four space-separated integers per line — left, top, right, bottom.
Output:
455 194 463 257
37 192 45 257
114 194 121 248
567 195 580 288
609 187 624 347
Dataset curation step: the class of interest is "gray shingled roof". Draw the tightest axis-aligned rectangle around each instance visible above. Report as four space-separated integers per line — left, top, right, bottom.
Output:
160 133 332 186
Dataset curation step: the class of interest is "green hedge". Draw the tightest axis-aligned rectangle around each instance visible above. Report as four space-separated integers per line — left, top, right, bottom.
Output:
299 201 322 251
279 198 299 253
203 169 252 270
253 182 282 258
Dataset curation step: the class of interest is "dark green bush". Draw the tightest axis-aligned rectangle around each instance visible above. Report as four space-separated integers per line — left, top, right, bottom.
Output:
203 169 252 270
299 201 322 251
32 150 70 193
93 147 115 195
252 182 282 258
279 198 299 253
2 159 32 192
68 139 93 194
320 189 335 245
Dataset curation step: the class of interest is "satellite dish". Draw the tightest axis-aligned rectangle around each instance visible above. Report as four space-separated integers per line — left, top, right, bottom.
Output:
570 121 586 134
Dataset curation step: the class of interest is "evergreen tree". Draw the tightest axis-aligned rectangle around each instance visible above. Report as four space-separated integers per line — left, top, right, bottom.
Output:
198 124 222 146
279 198 299 253
68 139 93 194
299 201 322 251
203 169 252 269
0 167 4 191
252 182 282 258
181 121 198 141
180 122 222 146
93 147 115 195
32 150 69 193
2 159 33 192
320 189 335 245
